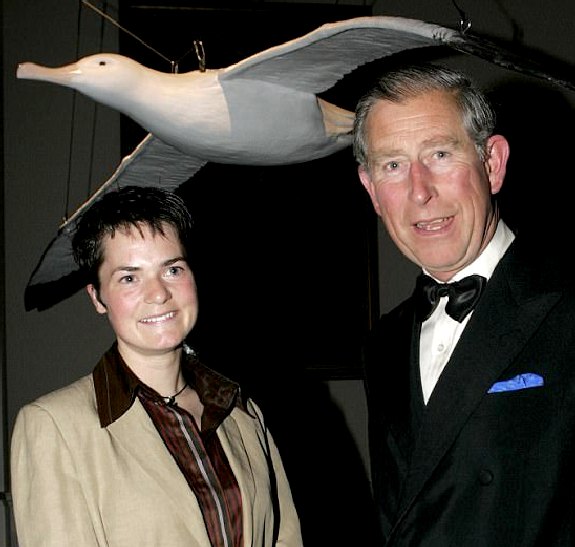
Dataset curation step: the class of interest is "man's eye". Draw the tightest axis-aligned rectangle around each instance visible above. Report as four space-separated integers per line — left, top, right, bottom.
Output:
387 161 400 171
435 151 448 159
167 266 183 277
119 275 134 284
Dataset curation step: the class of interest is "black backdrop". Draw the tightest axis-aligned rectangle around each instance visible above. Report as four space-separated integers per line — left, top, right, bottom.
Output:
118 3 383 545
118 1 379 383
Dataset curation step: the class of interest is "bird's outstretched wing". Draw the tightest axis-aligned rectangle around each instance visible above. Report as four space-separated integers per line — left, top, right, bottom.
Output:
61 134 207 229
448 33 575 92
25 135 206 311
221 16 457 92
222 15 575 93
24 15 575 310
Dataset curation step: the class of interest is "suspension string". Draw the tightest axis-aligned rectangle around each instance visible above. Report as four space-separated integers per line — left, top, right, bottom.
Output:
62 1 85 222
81 0 173 67
62 0 206 220
84 1 109 204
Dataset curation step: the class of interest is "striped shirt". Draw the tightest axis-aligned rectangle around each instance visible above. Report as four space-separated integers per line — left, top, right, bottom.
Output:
93 343 244 547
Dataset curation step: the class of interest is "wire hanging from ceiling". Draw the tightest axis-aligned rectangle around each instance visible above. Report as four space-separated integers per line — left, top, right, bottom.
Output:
82 0 206 73
62 1 111 222
62 0 206 221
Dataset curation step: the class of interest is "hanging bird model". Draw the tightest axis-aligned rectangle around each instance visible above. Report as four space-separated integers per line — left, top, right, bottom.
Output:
17 15 575 310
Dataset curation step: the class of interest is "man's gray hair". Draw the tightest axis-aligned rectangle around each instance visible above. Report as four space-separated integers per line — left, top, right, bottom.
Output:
353 64 496 167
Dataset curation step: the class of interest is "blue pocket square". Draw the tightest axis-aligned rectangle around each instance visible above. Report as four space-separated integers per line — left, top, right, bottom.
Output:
488 373 544 393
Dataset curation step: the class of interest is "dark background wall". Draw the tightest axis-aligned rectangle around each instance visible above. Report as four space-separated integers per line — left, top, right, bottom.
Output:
2 1 574 545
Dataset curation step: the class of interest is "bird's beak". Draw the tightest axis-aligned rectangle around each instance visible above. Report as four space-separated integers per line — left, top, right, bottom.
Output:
16 62 81 84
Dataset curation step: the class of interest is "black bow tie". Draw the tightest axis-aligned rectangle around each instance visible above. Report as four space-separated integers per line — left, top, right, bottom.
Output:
415 274 487 323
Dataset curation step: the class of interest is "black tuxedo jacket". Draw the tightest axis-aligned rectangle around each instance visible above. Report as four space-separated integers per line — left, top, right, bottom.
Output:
364 237 575 546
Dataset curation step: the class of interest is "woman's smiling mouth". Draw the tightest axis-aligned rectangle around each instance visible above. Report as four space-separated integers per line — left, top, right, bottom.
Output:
140 311 176 324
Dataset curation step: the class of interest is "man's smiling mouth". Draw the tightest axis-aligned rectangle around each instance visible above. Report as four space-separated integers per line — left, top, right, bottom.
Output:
415 217 451 231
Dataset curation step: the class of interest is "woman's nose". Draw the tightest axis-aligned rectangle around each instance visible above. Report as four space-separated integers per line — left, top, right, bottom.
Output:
145 278 171 304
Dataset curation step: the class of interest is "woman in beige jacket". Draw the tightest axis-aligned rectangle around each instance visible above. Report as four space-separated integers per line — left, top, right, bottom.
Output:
11 185 303 547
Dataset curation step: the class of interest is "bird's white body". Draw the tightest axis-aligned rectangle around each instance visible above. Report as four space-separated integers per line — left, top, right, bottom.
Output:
17 53 353 165
18 15 460 187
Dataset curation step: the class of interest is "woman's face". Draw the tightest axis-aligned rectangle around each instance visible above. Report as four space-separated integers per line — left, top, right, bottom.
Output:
87 223 198 360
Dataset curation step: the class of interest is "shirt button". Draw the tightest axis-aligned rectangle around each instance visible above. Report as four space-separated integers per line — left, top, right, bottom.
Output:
478 469 494 485
437 344 445 352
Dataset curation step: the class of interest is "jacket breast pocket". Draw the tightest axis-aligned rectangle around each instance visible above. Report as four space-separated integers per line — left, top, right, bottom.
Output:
467 375 560 457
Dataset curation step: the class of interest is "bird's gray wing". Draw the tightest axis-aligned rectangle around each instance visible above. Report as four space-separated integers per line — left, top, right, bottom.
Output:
62 134 207 227
447 33 575 92
25 134 207 310
220 16 455 93
221 15 575 93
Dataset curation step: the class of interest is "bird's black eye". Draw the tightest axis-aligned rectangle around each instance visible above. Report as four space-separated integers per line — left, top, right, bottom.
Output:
99 61 106 66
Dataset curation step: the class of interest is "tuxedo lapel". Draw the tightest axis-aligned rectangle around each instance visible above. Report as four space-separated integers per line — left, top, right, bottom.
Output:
396 246 563 518
368 301 421 461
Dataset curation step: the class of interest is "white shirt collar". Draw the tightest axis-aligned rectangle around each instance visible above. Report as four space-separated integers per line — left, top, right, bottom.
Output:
423 219 515 283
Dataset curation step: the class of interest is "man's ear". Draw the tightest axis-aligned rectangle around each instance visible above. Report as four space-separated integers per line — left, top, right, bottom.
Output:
484 134 510 195
87 284 107 314
358 165 382 216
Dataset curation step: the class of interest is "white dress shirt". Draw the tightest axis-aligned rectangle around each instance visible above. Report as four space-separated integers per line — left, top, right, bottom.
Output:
419 220 515 404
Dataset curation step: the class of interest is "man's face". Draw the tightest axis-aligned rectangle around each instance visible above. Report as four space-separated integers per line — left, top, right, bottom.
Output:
87 223 198 360
358 89 508 281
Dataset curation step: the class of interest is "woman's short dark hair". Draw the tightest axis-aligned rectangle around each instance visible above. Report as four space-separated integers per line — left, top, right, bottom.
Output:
72 185 194 287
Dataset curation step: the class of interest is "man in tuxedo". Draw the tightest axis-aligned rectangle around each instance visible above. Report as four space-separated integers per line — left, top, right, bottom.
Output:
353 63 575 545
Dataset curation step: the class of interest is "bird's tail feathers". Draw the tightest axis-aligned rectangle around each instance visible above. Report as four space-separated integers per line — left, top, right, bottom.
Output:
318 98 354 136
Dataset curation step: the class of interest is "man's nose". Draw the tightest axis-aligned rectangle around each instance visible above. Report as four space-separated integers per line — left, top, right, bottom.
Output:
409 161 436 205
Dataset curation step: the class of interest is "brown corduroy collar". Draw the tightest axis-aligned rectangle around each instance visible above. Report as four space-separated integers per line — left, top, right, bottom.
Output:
93 343 243 431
